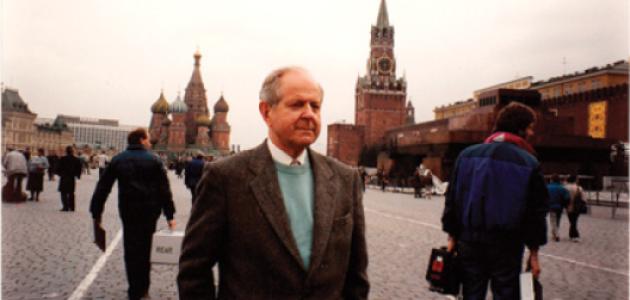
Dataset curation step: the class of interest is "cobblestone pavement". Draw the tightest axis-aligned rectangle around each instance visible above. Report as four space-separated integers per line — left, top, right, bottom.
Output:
2 173 628 299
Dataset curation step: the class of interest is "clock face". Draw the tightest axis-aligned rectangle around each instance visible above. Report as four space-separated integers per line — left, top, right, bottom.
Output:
378 57 392 72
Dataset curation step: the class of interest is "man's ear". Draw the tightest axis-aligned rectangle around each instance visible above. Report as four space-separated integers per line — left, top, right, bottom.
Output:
259 101 271 124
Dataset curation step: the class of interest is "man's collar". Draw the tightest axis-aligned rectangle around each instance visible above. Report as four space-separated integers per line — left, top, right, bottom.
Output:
266 139 308 166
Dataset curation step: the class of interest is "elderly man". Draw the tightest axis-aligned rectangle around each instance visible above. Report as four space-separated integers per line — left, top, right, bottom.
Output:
178 67 369 299
90 128 176 300
2 147 28 203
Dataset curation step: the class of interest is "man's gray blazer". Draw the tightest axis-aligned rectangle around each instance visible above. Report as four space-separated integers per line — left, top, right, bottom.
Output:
177 141 369 299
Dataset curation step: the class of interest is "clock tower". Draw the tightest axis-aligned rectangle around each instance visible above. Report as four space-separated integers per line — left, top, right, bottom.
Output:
355 0 408 146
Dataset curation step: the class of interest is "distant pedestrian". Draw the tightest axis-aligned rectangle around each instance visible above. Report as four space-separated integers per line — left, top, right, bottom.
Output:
2 147 28 203
26 148 49 202
23 147 31 162
57 146 82 211
96 150 110 177
547 174 569 242
442 102 549 299
564 174 585 242
47 150 59 181
90 128 175 300
184 151 205 202
175 157 185 179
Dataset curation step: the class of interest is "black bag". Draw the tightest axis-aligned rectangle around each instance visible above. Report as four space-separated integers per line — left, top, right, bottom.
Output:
574 191 588 214
426 247 460 295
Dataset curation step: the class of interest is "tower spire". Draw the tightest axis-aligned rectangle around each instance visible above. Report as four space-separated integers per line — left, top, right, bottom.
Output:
376 0 389 27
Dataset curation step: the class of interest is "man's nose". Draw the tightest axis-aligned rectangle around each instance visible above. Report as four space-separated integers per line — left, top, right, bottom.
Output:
301 104 317 119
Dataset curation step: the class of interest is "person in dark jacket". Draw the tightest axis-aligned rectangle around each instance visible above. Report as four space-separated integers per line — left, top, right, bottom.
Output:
184 151 205 202
46 150 59 181
57 146 82 211
442 102 549 299
90 128 176 300
547 174 569 242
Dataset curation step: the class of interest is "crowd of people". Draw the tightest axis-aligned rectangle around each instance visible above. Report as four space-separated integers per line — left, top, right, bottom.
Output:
1 146 113 210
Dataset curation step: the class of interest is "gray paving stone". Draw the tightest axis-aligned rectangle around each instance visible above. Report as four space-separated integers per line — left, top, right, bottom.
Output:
3 174 628 299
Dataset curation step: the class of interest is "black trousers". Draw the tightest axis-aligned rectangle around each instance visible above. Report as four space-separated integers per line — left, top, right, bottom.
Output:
5 174 25 202
60 192 75 211
568 212 580 238
122 217 158 300
457 240 524 300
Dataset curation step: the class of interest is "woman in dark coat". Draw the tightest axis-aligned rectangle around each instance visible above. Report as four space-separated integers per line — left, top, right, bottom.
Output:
56 146 82 211
26 148 49 201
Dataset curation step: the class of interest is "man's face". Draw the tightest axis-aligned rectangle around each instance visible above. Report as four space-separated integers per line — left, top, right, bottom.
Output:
260 70 322 155
141 133 152 149
525 122 535 140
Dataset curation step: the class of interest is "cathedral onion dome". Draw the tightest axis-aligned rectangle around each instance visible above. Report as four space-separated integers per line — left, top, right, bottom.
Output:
151 90 169 114
196 113 211 127
214 94 229 113
161 118 172 126
169 94 188 113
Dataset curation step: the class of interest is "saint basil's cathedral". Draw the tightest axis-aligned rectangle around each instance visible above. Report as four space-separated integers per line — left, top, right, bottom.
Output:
148 50 231 157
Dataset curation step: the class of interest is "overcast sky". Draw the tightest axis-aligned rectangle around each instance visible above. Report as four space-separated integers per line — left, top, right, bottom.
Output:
2 0 628 152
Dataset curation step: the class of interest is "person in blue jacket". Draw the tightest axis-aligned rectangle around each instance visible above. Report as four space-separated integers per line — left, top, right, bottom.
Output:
547 174 569 242
184 151 205 202
442 102 549 300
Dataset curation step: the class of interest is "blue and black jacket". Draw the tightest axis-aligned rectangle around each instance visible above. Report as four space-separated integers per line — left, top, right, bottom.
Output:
442 141 549 249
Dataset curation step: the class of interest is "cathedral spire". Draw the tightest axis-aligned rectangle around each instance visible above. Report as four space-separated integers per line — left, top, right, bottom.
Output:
376 0 389 28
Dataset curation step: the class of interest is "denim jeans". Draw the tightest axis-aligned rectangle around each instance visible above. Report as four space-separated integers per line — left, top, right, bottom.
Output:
457 240 524 300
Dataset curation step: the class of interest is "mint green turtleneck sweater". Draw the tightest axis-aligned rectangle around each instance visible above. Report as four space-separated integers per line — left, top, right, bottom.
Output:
274 159 314 268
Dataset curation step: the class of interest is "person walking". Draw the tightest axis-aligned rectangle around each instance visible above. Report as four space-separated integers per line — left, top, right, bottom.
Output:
184 151 205 202
57 146 82 211
178 66 369 299
90 128 176 300
46 150 59 181
96 150 110 177
442 102 549 299
26 148 49 202
2 147 28 203
547 174 569 242
564 174 585 242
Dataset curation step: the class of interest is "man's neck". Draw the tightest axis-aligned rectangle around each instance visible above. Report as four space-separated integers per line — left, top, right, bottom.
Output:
268 136 304 159
267 138 308 166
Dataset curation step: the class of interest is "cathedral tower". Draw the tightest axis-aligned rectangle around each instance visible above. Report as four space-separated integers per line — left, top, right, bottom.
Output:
355 0 407 145
211 94 231 152
184 49 210 145
149 90 169 146
168 93 188 152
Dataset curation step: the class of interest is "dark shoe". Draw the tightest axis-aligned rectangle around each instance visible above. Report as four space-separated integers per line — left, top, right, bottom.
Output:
60 208 68 212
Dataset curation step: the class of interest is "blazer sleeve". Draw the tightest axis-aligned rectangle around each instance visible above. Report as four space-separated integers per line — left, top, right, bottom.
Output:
343 170 370 299
177 164 227 300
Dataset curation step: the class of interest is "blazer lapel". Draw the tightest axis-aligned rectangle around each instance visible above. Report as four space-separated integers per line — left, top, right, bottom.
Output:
307 149 336 276
248 142 304 268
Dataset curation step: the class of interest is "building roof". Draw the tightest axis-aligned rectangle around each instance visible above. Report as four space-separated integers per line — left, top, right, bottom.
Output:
2 88 32 113
376 0 390 27
532 60 628 88
214 94 229 113
169 93 189 113
151 90 170 114
196 113 211 127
